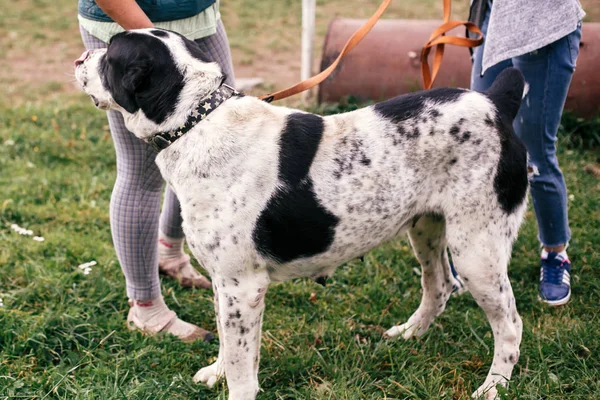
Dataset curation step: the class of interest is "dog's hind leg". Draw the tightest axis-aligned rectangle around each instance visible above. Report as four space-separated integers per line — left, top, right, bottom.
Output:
385 213 453 339
196 272 269 400
447 220 522 400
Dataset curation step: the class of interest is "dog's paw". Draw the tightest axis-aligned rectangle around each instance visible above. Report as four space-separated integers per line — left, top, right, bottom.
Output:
383 322 422 340
193 360 224 388
384 311 436 340
471 386 499 400
472 378 505 400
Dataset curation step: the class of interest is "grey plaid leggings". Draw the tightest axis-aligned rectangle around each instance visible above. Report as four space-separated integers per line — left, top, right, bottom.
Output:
80 22 235 300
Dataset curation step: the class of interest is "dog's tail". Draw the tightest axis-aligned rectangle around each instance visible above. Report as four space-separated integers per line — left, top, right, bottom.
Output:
483 67 526 122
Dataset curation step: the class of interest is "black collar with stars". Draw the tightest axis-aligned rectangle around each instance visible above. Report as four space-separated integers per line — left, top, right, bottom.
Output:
148 83 243 152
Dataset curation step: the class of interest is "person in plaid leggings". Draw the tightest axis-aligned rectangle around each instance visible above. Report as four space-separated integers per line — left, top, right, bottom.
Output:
78 0 234 341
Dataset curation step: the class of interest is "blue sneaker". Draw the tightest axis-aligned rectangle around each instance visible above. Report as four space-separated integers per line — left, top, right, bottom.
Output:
539 252 571 306
450 262 467 295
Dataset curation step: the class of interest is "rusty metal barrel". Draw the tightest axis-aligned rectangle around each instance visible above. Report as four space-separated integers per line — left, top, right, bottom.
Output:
319 19 600 117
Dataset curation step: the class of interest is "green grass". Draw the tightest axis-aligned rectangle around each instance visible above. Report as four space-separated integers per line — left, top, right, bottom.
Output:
1 99 600 400
2 0 600 398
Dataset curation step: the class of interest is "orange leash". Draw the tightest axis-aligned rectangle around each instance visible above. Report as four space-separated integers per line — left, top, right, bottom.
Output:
259 0 393 102
258 0 483 102
420 0 483 89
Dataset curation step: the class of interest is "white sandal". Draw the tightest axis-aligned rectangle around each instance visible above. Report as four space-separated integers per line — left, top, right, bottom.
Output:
158 254 211 289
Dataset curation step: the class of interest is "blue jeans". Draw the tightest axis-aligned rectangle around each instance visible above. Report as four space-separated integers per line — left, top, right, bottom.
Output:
471 8 582 247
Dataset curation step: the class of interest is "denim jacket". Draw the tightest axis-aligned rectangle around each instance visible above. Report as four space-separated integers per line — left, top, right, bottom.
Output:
78 0 216 23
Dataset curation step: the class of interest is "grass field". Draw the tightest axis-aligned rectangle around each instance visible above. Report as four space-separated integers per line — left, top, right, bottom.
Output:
1 0 600 399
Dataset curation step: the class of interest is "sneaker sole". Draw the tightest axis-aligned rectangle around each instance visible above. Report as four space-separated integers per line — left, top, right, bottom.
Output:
538 290 571 306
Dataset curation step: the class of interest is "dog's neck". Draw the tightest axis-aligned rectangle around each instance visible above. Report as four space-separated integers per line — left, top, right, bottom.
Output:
121 65 225 139
148 81 243 152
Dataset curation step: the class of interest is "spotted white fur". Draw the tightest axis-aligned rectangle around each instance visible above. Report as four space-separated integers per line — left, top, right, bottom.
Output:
75 28 529 400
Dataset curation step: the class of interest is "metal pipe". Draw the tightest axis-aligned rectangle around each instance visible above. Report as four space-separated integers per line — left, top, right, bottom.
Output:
301 0 316 102
319 19 600 117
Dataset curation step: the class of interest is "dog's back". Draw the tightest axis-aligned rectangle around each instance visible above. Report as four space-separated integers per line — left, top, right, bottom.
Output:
257 69 527 280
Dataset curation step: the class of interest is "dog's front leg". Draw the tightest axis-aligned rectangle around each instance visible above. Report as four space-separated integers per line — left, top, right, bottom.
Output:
194 284 225 387
215 273 269 400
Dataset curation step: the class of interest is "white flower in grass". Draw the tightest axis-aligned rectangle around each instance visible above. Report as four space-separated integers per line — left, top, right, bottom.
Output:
0 298 3 307
4 139 15 146
78 261 97 275
11 224 33 236
33 236 45 242
78 261 97 269
568 194 575 201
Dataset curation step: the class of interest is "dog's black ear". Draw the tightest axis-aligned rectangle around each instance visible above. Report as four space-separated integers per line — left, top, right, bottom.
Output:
112 58 152 113
122 58 152 92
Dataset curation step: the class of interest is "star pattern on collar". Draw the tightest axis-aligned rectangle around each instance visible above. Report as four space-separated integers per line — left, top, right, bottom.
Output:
149 84 243 153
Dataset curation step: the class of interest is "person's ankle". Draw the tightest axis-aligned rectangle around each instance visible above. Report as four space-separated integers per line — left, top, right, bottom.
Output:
543 244 566 253
541 244 567 260
131 296 169 319
541 247 569 261
158 230 185 261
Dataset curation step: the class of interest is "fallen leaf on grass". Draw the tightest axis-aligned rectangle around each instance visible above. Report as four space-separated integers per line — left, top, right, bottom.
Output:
583 163 600 178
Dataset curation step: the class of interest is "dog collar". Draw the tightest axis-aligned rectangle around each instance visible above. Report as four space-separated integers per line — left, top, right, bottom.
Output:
148 83 243 153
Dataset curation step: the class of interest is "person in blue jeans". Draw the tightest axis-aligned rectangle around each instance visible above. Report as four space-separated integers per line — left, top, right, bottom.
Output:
452 0 585 306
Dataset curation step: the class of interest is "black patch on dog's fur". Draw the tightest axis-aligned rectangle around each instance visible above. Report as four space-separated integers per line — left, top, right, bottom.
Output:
483 68 525 122
103 32 185 124
373 88 465 124
278 113 324 186
483 68 528 214
253 113 339 263
182 36 212 63
333 136 371 179
173 31 228 82
492 117 528 214
150 29 168 37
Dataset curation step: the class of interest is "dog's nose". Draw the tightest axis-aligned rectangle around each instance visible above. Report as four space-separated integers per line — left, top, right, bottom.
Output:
74 50 90 67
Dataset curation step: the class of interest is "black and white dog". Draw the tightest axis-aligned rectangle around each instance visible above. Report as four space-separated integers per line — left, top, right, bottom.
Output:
75 28 528 400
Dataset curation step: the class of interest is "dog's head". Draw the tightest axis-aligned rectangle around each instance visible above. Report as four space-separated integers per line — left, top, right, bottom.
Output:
74 28 224 138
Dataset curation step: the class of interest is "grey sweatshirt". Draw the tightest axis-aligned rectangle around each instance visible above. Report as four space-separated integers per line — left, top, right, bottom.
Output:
469 0 586 73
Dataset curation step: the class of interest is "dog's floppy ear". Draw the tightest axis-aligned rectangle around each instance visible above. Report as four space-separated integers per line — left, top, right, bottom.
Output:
112 58 152 113
122 58 152 92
